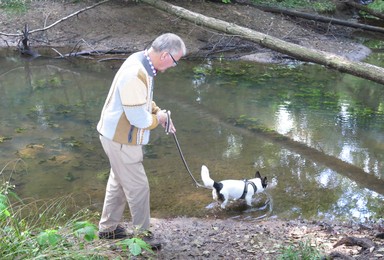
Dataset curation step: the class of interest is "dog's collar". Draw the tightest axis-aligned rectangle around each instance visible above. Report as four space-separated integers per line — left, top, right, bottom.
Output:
240 179 257 200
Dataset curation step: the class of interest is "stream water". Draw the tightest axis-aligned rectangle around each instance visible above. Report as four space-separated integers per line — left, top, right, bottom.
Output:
0 49 383 222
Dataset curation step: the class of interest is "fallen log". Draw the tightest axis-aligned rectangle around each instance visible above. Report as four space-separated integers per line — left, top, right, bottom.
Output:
334 236 375 251
248 3 384 34
61 49 130 57
140 0 384 85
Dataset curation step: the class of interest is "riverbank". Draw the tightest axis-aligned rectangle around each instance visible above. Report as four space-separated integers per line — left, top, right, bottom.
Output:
0 0 372 62
100 217 383 259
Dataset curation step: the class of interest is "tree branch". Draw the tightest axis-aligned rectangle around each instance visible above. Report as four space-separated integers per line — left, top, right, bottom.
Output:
0 0 110 37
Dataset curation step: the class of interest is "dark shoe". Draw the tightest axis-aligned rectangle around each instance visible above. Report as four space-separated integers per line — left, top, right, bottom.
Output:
142 236 162 251
139 231 162 251
98 225 128 239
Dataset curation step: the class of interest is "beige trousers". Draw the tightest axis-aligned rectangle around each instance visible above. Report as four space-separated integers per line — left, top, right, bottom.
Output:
99 135 150 232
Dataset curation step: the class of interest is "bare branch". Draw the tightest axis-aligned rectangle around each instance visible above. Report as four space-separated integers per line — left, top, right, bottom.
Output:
0 0 110 37
30 0 110 34
52 48 65 58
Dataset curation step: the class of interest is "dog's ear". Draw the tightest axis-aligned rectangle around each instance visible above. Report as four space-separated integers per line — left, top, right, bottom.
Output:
262 177 268 188
255 171 261 179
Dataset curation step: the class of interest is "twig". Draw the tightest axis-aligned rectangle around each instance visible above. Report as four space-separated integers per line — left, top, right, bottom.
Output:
51 48 65 58
98 57 127 62
0 0 110 37
31 0 110 34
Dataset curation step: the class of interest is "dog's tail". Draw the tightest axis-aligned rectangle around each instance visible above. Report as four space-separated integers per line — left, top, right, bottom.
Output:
201 165 214 189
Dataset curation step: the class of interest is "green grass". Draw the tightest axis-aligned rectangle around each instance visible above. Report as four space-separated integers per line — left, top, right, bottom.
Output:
368 0 384 12
0 0 28 13
278 240 324 260
251 0 336 13
0 159 154 259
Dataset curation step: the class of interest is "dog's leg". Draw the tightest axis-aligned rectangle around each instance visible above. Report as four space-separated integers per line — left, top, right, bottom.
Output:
218 190 228 209
220 199 228 209
212 190 218 201
245 194 253 207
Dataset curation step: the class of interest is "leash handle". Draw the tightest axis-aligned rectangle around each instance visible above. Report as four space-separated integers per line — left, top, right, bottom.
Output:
165 110 171 134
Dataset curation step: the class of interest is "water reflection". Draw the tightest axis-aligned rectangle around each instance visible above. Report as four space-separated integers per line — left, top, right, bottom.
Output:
275 104 293 135
0 51 383 223
222 134 243 159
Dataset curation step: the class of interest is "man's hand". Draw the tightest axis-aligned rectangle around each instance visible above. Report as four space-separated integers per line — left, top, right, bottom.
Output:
156 110 176 134
166 117 176 134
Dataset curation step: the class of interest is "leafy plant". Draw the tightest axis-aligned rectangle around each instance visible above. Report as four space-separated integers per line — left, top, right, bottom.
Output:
0 160 151 259
117 237 154 257
37 229 61 247
0 194 11 221
72 221 98 242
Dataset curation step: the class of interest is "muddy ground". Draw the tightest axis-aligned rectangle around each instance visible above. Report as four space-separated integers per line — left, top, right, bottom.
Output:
0 0 372 61
83 216 384 259
1 0 383 259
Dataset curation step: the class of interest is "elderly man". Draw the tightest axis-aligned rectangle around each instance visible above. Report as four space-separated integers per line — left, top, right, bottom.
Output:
97 33 186 250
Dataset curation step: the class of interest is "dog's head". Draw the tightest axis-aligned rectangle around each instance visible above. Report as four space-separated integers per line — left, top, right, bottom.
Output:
255 171 268 189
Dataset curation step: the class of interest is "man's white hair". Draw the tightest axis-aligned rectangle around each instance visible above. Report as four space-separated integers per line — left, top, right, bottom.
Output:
151 33 186 56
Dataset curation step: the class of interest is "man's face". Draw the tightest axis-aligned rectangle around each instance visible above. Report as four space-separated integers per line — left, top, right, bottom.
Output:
157 51 182 72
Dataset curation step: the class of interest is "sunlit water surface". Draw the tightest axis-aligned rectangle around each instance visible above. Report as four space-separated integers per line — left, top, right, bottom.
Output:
0 49 383 222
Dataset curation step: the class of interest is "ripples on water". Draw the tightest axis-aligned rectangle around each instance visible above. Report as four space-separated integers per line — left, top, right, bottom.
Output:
0 50 383 222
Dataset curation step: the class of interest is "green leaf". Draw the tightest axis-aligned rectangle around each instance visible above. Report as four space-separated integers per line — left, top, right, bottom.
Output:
36 229 61 247
75 225 97 242
129 242 142 256
0 204 10 221
133 238 153 251
72 221 91 230
117 237 154 256
0 194 8 204
73 221 97 240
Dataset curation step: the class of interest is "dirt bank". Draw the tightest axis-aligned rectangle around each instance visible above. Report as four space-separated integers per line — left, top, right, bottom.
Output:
0 0 371 62
101 217 384 259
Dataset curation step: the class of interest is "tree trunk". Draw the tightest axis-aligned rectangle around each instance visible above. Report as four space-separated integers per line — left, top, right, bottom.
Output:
140 0 384 86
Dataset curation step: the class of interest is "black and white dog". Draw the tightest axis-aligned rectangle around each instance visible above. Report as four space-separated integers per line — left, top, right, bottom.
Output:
201 165 268 209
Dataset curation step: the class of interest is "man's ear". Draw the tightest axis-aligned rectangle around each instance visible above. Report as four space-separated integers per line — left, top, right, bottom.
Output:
160 52 167 60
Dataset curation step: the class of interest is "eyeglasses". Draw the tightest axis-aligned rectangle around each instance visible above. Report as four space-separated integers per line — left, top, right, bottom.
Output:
168 52 178 67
